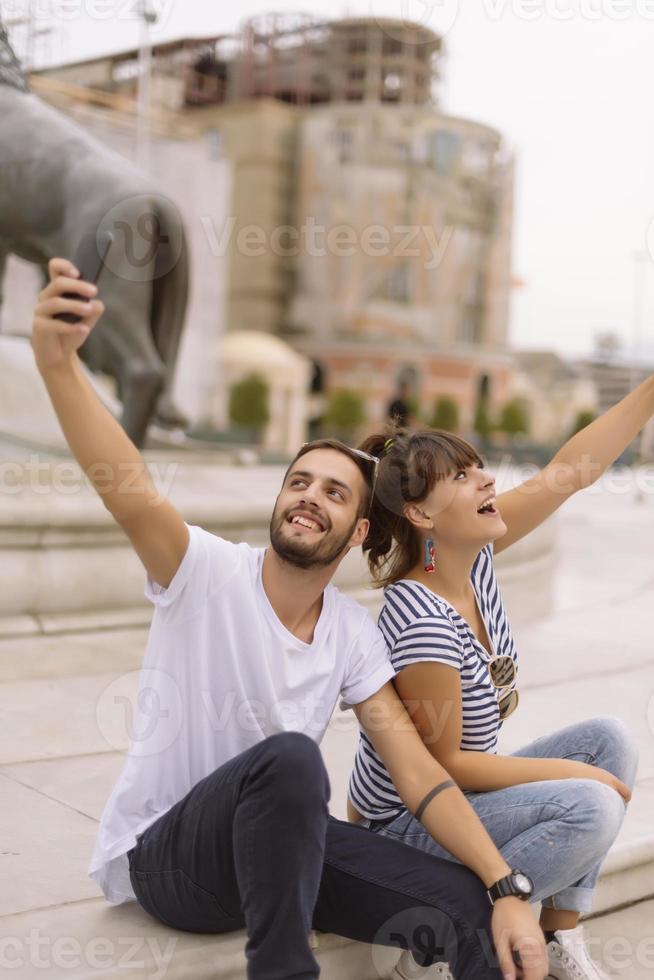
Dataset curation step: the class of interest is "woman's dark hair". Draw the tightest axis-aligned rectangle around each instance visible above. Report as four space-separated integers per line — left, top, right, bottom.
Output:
285 438 376 519
359 422 484 589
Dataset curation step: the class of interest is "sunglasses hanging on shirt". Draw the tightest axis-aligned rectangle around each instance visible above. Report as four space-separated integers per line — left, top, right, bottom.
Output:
487 654 519 722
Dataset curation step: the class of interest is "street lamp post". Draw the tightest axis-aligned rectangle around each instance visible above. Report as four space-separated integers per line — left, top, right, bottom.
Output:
135 0 158 171
631 250 653 475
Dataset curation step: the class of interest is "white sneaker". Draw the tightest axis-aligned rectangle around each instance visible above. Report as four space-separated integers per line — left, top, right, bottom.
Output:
388 949 453 980
547 925 612 980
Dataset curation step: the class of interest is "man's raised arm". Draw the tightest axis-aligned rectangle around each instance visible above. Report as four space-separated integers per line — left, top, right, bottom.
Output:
31 256 188 588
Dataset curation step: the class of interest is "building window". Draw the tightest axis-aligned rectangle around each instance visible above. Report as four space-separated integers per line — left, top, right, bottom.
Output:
386 265 410 303
383 37 403 55
206 129 223 160
392 140 411 161
461 140 491 177
427 130 461 176
331 128 354 163
459 314 477 345
112 58 140 82
383 71 402 94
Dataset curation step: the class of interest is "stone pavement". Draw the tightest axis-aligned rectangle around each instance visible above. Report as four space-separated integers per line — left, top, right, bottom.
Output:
0 479 653 978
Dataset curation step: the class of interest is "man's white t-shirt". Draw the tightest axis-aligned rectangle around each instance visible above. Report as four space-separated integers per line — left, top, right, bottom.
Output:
88 522 395 904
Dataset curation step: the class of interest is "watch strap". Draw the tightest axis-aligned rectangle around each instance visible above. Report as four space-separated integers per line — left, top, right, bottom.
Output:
487 869 532 904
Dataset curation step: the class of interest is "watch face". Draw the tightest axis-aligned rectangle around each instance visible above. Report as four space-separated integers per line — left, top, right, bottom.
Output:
513 873 533 895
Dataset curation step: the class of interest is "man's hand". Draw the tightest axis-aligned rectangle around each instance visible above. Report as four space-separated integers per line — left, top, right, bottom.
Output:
491 898 547 980
32 257 105 373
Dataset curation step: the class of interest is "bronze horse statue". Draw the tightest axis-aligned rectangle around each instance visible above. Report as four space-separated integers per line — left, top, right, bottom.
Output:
0 22 190 447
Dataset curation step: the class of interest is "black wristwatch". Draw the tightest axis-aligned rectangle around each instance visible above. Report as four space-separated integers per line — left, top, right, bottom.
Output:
487 869 534 906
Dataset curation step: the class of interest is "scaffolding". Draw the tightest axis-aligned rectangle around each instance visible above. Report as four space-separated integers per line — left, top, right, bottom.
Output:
230 13 443 107
26 12 444 111
1 0 56 71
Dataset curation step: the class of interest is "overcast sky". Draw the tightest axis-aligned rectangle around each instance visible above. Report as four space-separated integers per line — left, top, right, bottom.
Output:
8 0 654 359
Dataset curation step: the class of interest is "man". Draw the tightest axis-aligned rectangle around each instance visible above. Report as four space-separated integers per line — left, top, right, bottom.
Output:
387 381 413 428
31 257 547 980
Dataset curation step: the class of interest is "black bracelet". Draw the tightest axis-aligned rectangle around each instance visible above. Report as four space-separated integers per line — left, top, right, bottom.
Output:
414 780 456 823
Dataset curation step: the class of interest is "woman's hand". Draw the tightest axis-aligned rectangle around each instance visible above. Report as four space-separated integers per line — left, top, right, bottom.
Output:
31 257 105 373
562 760 631 803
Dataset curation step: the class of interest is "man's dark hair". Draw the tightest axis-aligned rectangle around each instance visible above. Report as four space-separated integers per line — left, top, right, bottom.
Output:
285 439 376 519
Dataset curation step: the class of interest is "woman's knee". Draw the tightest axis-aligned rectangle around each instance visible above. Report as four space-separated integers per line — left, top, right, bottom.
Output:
570 778 625 853
587 715 639 786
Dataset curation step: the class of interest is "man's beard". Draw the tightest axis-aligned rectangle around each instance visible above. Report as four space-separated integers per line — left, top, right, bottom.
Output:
269 508 359 570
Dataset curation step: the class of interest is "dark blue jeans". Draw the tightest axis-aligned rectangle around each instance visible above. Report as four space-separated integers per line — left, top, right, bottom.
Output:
127 731 502 980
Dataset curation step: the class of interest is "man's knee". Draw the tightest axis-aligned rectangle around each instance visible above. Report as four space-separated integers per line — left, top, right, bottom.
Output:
263 731 331 802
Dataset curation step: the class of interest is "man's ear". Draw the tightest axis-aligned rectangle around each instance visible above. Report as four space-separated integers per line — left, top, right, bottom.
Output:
349 517 370 549
403 502 433 530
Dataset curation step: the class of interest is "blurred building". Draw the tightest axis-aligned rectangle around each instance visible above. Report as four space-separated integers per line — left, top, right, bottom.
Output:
30 13 517 438
576 353 654 458
288 103 515 432
577 356 652 415
38 14 443 110
512 351 598 445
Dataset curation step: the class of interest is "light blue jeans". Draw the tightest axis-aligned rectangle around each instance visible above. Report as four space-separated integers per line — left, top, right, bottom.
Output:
358 717 639 914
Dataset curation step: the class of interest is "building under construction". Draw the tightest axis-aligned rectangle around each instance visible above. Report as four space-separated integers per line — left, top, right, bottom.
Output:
28 13 516 437
37 14 444 111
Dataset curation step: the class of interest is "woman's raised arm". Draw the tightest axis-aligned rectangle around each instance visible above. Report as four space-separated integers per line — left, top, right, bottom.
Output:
494 374 654 554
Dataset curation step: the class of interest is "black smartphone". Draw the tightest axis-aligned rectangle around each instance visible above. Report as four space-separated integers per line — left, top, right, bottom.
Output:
54 229 114 324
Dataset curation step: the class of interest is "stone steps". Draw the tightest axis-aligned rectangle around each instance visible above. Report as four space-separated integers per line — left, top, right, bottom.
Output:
0 450 557 638
2 892 653 980
0 900 398 980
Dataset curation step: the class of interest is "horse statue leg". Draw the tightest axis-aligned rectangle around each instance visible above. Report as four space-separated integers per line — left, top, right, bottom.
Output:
77 229 166 449
148 196 190 431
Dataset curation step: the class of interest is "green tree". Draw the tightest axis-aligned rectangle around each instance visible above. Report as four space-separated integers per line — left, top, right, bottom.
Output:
430 396 460 433
569 409 596 437
324 389 366 439
228 373 270 436
498 398 530 437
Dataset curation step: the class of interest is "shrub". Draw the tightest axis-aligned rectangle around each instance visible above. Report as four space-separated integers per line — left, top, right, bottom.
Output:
430 396 460 433
498 398 530 437
228 373 270 433
324 389 366 438
474 398 493 440
569 409 596 437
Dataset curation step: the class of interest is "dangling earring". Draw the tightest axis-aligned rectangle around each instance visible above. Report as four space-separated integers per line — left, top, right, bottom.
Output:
424 537 436 574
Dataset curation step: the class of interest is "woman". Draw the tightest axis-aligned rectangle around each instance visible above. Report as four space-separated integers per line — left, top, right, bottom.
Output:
347 379 649 980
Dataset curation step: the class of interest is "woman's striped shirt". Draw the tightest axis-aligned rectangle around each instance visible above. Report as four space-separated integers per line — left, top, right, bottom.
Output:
348 544 519 821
